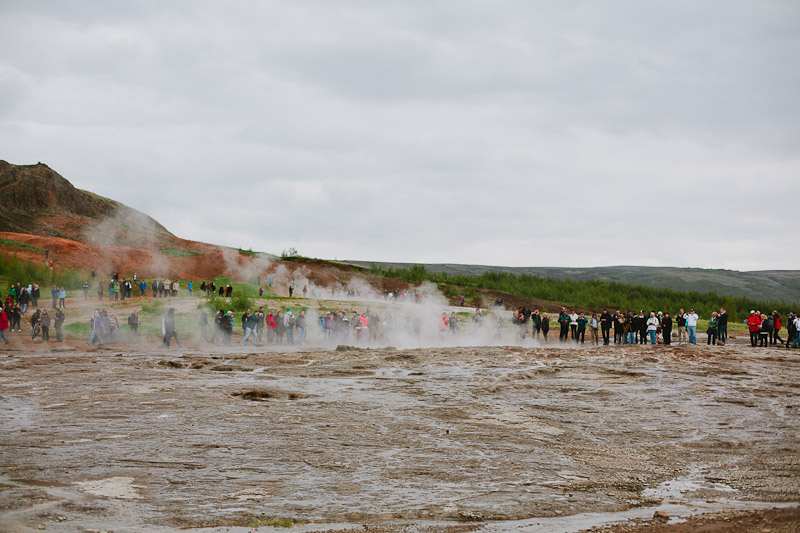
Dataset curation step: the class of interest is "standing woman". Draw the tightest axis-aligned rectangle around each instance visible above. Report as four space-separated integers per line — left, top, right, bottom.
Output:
40 310 51 341
707 312 719 345
771 311 783 345
540 313 550 343
661 312 673 345
646 312 659 344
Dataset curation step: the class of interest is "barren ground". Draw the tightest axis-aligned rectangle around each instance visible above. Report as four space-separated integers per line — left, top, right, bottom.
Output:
1 295 799 532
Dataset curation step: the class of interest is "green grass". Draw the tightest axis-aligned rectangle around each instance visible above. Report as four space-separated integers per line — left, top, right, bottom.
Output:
161 247 201 257
0 238 44 252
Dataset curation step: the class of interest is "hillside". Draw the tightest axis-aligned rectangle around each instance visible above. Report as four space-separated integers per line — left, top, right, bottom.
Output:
347 261 800 305
0 160 173 247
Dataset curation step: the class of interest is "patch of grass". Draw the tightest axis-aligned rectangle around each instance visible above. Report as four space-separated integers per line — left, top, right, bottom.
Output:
162 247 200 257
237 248 258 256
64 320 91 336
0 238 44 252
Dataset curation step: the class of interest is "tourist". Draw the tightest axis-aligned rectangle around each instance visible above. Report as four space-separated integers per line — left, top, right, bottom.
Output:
54 308 65 342
128 310 139 338
540 313 549 343
576 312 587 344
162 308 181 347
683 309 699 344
676 309 686 344
590 313 599 345
661 312 673 345
0 306 10 344
771 311 783 345
87 310 105 346
718 308 728 344
40 309 51 341
296 310 307 345
646 312 659 344
707 312 719 345
746 310 762 347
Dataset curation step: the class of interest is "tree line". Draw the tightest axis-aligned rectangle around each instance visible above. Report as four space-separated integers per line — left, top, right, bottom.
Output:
370 264 792 320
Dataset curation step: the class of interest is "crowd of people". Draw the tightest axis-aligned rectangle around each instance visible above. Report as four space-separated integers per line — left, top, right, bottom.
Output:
3 276 800 350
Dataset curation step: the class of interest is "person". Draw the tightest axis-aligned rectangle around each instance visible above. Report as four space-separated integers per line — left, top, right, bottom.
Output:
449 311 460 336
569 310 579 340
0 306 10 344
31 284 40 308
759 313 772 347
91 268 95 280
676 309 687 344
58 287 66 308
187 281 193 295
540 313 549 343
590 313 599 345
87 310 105 346
531 309 541 339
275 310 285 344
30 309 41 340
108 313 119 343
19 286 30 314
162 308 180 347
614 312 625 344
707 312 719 345
40 309 51 341
296 310 307 345
284 307 295 344
82 282 90 299
576 312 587 344
791 314 800 349
683 309 699 344
139 280 147 298
254 307 265 343
718 308 728 344
646 312 659 344
599 308 612 345
638 311 648 344
128 310 139 338
746 310 762 347
771 311 783 345
266 309 277 344
198 310 209 342
439 312 449 337
558 310 570 342
787 312 797 348
240 311 259 345
661 312 673 345
54 308 65 342
97 281 104 301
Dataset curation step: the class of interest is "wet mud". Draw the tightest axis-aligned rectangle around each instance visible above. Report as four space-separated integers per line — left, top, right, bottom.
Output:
1 343 798 531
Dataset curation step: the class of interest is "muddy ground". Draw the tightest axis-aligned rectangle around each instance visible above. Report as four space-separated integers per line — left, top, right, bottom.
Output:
1 330 799 532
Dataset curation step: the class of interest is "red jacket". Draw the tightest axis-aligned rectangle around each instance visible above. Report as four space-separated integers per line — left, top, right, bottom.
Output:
747 315 762 332
775 317 781 331
0 310 8 331
266 314 277 329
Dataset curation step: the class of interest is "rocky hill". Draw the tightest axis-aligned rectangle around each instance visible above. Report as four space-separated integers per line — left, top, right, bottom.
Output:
0 160 172 247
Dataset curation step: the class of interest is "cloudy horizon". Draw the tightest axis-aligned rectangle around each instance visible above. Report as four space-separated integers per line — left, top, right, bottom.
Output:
1 1 798 271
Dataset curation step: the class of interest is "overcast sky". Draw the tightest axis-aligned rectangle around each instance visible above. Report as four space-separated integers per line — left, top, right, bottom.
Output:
1 1 798 271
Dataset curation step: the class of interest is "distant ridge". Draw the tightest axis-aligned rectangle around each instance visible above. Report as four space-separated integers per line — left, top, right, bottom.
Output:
347 261 800 306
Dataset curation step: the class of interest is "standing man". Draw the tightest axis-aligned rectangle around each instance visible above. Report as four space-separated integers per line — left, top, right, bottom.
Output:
676 309 687 344
531 309 541 340
162 308 181 347
771 311 783 345
569 310 579 340
718 308 728 344
599 308 612 345
683 309 699 344
746 310 762 347
54 308 65 342
786 311 797 348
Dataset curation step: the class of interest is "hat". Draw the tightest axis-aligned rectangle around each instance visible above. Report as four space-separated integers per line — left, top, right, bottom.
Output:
750 310 755 314
286 307 291 311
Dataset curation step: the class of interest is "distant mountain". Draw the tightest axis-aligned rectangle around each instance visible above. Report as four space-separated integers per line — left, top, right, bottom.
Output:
347 261 800 306
0 160 172 247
